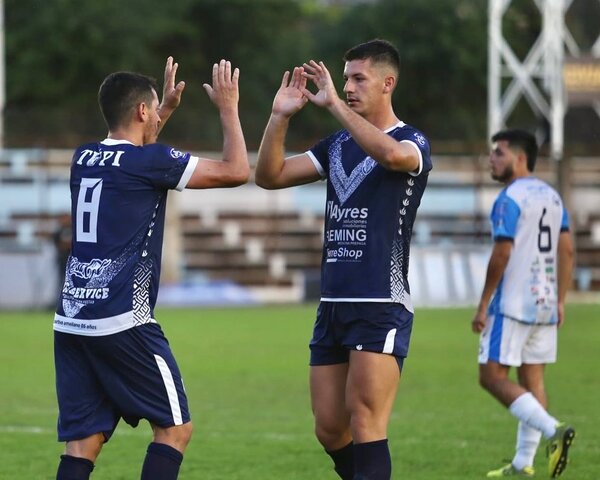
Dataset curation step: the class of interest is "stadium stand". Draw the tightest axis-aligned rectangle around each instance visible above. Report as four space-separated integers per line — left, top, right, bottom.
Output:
1 148 599 307
181 210 323 287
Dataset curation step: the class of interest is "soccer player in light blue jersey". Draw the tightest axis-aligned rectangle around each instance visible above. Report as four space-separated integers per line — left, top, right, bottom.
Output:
53 57 249 480
472 129 575 478
256 39 431 480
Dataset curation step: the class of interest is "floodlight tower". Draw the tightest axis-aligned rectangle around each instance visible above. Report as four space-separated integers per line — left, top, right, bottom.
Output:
488 0 579 160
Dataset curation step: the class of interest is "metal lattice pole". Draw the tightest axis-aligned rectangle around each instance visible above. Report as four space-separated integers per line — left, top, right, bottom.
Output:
488 0 572 159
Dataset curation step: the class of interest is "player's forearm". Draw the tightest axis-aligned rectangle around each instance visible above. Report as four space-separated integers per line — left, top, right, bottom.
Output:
255 113 290 189
478 247 511 312
477 279 498 314
154 104 177 138
219 108 250 186
327 99 417 172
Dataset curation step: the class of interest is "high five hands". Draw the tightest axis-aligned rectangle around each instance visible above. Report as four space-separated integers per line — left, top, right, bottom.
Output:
160 56 186 113
272 67 308 118
301 60 339 109
272 60 339 117
203 59 240 112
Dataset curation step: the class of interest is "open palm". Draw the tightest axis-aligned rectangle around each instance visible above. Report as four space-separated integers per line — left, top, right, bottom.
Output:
161 56 185 111
272 67 308 117
301 60 337 108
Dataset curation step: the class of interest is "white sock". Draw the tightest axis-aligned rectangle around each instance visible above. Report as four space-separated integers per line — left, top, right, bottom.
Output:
512 421 542 470
508 392 558 439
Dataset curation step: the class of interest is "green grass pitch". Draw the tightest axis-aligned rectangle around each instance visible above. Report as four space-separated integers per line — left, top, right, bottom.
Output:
0 304 598 479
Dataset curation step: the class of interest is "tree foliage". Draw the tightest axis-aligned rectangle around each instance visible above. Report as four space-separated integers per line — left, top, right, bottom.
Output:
6 0 573 150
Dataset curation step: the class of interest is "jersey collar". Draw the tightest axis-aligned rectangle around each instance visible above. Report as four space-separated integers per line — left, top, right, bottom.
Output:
101 138 136 146
384 121 405 133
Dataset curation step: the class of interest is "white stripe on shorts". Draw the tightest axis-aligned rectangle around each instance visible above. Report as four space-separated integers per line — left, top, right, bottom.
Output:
154 354 183 425
383 328 397 354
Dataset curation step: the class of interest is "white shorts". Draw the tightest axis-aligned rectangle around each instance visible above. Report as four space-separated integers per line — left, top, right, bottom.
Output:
478 314 557 366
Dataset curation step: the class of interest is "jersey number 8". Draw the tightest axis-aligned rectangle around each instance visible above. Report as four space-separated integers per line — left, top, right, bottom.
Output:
76 178 103 243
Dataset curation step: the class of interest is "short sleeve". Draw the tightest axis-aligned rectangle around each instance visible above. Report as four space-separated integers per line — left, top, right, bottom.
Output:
306 136 331 179
560 207 570 232
491 192 520 240
394 128 431 177
144 144 196 190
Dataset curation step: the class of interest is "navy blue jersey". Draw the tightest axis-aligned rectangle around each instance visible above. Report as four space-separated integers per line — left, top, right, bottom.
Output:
54 139 198 335
306 122 432 312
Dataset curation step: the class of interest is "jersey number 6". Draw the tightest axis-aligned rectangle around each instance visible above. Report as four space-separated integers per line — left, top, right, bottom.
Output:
537 207 552 253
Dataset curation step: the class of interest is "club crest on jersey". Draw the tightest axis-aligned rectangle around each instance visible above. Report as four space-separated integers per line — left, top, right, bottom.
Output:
169 148 186 159
413 133 426 146
362 157 377 174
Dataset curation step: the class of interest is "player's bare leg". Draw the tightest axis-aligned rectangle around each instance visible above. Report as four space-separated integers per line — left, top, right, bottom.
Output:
480 361 558 435
479 361 526 407
347 351 399 442
63 433 104 461
310 363 352 479
517 364 547 408
311 363 351 449
346 350 400 480
479 361 557 434
152 422 193 453
56 433 104 479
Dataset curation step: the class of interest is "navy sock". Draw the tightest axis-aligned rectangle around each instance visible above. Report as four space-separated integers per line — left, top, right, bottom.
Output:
56 454 94 480
353 439 391 480
140 442 184 480
326 442 354 479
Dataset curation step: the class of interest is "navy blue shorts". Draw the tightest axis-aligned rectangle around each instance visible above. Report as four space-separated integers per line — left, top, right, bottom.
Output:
309 302 413 370
54 323 190 442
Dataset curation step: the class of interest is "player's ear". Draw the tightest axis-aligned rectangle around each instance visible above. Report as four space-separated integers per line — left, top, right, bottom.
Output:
136 102 147 122
383 74 396 94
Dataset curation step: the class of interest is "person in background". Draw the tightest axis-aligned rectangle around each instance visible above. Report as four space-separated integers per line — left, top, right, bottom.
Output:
52 213 72 303
472 129 575 478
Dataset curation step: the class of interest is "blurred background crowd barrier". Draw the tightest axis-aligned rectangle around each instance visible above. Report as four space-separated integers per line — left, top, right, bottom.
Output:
1 0 599 308
1 149 599 309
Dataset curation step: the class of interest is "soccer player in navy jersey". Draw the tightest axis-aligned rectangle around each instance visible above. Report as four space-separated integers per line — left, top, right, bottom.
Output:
472 129 575 478
255 39 431 480
52 57 249 480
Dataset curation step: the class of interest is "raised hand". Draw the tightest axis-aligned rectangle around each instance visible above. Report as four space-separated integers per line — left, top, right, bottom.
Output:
272 67 308 117
160 56 186 112
301 60 339 108
203 59 239 112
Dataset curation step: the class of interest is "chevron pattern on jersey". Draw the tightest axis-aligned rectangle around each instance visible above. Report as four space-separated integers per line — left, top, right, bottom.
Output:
133 261 153 325
328 131 377 205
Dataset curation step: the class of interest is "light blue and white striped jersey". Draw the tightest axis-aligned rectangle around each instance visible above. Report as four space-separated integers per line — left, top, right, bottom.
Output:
488 176 569 324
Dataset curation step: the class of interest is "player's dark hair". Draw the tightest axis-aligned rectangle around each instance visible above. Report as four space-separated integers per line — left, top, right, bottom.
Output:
343 39 400 76
492 129 538 172
98 72 159 130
